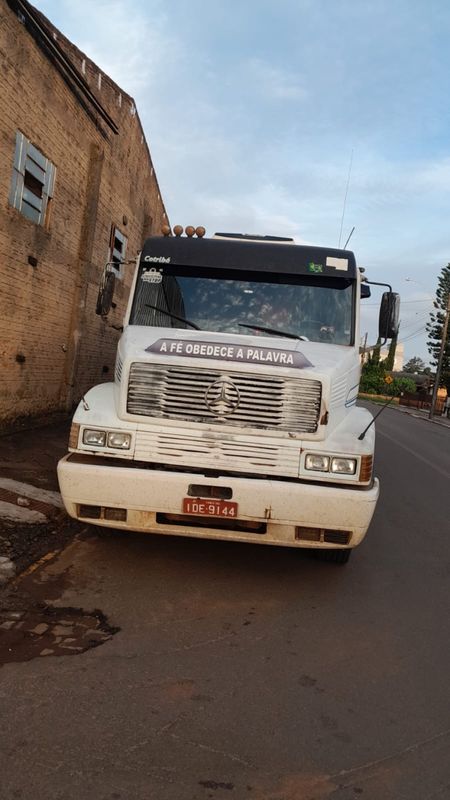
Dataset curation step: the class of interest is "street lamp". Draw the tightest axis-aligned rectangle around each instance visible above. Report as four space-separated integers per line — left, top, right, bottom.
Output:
404 277 434 301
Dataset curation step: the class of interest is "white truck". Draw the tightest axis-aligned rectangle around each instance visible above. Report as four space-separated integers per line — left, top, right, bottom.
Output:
57 228 399 563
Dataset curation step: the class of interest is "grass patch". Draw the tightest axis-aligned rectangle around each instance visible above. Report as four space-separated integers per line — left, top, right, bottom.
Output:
358 393 400 405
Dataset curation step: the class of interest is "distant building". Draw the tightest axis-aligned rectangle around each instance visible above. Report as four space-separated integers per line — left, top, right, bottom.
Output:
379 342 404 372
361 342 404 371
0 0 168 430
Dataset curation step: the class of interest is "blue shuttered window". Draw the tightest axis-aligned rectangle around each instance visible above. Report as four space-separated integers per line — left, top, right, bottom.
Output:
9 132 56 227
109 225 127 279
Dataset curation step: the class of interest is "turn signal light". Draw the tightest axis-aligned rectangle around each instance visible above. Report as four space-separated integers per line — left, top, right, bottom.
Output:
69 422 80 449
359 455 373 482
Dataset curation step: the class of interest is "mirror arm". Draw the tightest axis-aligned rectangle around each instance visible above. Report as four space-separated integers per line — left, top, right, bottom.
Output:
105 259 136 270
364 279 393 293
361 339 387 352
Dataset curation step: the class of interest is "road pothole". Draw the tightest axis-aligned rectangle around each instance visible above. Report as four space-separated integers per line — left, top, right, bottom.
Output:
0 604 120 664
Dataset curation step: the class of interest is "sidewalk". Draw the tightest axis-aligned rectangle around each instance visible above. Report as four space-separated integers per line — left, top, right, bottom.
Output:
398 406 450 428
0 420 75 579
367 400 450 429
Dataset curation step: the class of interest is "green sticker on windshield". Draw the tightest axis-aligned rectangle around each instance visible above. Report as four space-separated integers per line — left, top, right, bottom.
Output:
308 262 323 274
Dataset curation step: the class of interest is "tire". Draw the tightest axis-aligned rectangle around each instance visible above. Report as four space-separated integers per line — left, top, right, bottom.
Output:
315 548 352 564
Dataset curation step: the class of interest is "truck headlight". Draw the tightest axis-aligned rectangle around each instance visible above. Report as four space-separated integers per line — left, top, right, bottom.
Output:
107 432 131 450
305 454 330 472
304 453 359 476
331 457 357 475
83 429 106 446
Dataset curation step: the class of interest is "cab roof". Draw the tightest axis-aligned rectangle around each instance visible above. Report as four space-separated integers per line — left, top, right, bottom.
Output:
140 236 357 279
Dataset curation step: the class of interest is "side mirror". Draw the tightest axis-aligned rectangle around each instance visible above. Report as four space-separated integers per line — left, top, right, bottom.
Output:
379 291 400 339
360 283 371 299
96 270 116 316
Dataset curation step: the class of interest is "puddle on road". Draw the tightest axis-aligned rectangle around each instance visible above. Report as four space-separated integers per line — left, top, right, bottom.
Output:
0 534 120 665
0 604 120 665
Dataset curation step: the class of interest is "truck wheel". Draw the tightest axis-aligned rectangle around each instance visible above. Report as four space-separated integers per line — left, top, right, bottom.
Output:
316 548 352 564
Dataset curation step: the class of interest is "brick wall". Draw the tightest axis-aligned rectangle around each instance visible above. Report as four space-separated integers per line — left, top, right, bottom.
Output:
0 0 168 429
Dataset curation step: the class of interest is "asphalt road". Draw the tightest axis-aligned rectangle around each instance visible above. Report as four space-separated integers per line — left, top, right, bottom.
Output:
1 405 450 800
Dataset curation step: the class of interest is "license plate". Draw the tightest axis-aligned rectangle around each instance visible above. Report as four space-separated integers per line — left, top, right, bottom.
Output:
182 498 238 518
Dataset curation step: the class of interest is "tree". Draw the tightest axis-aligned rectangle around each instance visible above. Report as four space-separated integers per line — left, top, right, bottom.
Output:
383 332 398 371
360 361 385 394
360 359 415 396
384 376 416 396
426 263 450 391
368 337 382 365
403 356 426 373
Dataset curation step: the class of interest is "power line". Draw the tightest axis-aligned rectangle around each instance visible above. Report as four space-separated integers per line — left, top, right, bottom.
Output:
399 329 428 344
400 322 428 335
363 298 433 307
399 313 430 331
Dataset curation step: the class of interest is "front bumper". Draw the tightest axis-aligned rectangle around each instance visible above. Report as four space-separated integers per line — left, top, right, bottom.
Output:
57 454 379 549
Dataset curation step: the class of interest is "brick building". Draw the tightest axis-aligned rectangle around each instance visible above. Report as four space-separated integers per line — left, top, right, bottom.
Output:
0 0 168 430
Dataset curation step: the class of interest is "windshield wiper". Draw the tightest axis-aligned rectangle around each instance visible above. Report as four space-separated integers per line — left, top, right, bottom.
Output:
145 304 200 330
238 323 306 341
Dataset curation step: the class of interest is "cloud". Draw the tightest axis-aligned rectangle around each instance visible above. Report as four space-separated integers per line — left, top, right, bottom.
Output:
39 0 181 97
173 184 310 244
410 157 450 193
245 58 307 101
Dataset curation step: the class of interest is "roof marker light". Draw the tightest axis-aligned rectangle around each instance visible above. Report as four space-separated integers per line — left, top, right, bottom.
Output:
161 224 171 237
185 226 195 237
195 226 206 238
173 225 183 237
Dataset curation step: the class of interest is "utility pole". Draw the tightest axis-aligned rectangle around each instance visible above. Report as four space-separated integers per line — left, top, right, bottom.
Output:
429 295 450 419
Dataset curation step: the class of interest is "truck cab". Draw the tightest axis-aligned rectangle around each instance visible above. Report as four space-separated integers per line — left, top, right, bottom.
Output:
57 229 398 563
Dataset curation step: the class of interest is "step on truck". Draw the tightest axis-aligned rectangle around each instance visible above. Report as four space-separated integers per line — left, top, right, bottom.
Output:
57 227 399 563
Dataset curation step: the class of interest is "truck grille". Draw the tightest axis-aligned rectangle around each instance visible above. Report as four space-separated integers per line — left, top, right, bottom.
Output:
134 428 301 476
127 363 321 433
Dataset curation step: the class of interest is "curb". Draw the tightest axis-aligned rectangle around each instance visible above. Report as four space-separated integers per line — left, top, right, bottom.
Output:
0 479 76 588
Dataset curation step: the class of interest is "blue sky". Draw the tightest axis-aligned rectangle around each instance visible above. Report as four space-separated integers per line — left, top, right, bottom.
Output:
37 0 450 364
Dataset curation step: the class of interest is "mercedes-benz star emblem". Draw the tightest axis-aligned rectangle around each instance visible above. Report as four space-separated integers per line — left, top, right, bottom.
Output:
204 378 241 418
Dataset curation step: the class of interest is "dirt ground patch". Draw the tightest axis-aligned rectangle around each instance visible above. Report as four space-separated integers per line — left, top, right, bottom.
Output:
0 516 81 575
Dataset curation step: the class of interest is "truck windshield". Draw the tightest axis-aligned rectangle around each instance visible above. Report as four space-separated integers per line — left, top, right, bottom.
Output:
130 265 354 345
